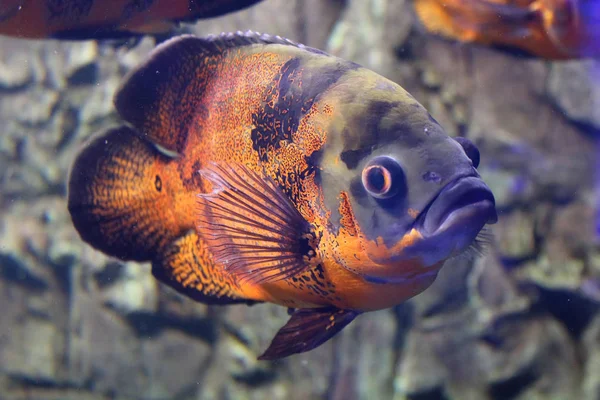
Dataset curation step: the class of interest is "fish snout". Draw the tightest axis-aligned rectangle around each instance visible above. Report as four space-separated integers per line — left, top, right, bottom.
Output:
422 176 497 236
402 176 497 267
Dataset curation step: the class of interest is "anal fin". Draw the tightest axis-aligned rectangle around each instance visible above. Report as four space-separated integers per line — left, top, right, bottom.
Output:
152 230 258 306
258 307 359 360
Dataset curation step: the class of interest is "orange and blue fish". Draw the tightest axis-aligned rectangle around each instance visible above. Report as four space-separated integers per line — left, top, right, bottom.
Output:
413 0 600 59
67 31 497 359
0 0 263 40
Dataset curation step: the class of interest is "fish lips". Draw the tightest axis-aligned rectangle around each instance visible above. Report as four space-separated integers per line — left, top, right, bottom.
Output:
422 175 497 234
404 175 498 267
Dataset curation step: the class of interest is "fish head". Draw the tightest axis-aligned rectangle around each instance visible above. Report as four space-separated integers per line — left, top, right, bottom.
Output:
318 76 497 282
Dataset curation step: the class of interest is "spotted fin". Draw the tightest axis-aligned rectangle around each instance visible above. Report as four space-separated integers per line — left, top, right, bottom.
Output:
196 162 319 285
258 307 359 360
113 31 324 154
67 126 179 261
152 230 257 305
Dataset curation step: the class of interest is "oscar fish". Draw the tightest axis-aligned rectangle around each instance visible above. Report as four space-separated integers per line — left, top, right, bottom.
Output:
413 0 600 60
0 0 263 40
67 31 498 360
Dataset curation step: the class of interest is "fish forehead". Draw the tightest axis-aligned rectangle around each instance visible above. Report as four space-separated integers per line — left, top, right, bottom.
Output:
318 70 442 153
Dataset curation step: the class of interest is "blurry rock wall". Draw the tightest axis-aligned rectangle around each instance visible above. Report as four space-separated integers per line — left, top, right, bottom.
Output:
0 0 599 399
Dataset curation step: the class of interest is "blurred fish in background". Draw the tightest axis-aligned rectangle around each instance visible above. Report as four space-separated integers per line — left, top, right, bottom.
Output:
0 0 264 40
413 0 600 60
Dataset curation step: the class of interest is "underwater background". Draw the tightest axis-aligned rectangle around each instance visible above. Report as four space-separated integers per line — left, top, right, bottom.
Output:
0 0 599 399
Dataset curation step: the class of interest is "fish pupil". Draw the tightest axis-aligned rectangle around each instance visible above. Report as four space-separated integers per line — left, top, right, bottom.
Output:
361 156 405 200
367 167 387 193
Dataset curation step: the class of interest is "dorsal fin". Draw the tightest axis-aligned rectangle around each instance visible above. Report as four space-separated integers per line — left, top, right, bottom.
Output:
114 31 326 153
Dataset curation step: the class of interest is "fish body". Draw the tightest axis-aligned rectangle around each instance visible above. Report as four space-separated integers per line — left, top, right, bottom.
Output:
413 0 600 59
68 31 497 359
0 0 263 40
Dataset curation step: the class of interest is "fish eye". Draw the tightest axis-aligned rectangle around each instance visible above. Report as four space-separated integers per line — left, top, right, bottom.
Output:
454 137 480 168
361 156 405 199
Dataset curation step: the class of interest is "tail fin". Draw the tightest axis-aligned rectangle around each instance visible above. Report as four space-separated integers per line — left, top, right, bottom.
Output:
68 126 183 261
68 125 255 305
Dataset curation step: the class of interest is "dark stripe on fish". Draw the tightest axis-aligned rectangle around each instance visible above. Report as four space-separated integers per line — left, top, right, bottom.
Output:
52 26 136 40
251 56 350 162
251 58 303 162
340 148 371 170
250 56 352 207
122 0 156 20
0 4 21 23
47 0 94 21
340 100 403 169
185 0 264 20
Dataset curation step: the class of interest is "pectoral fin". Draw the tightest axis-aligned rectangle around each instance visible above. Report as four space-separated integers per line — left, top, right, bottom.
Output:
196 162 320 285
258 307 359 360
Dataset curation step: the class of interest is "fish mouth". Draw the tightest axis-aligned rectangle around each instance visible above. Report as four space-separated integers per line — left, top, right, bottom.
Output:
422 175 497 236
404 175 497 266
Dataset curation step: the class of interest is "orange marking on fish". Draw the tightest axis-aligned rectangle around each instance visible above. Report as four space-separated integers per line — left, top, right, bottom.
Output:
408 208 420 219
338 191 358 237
